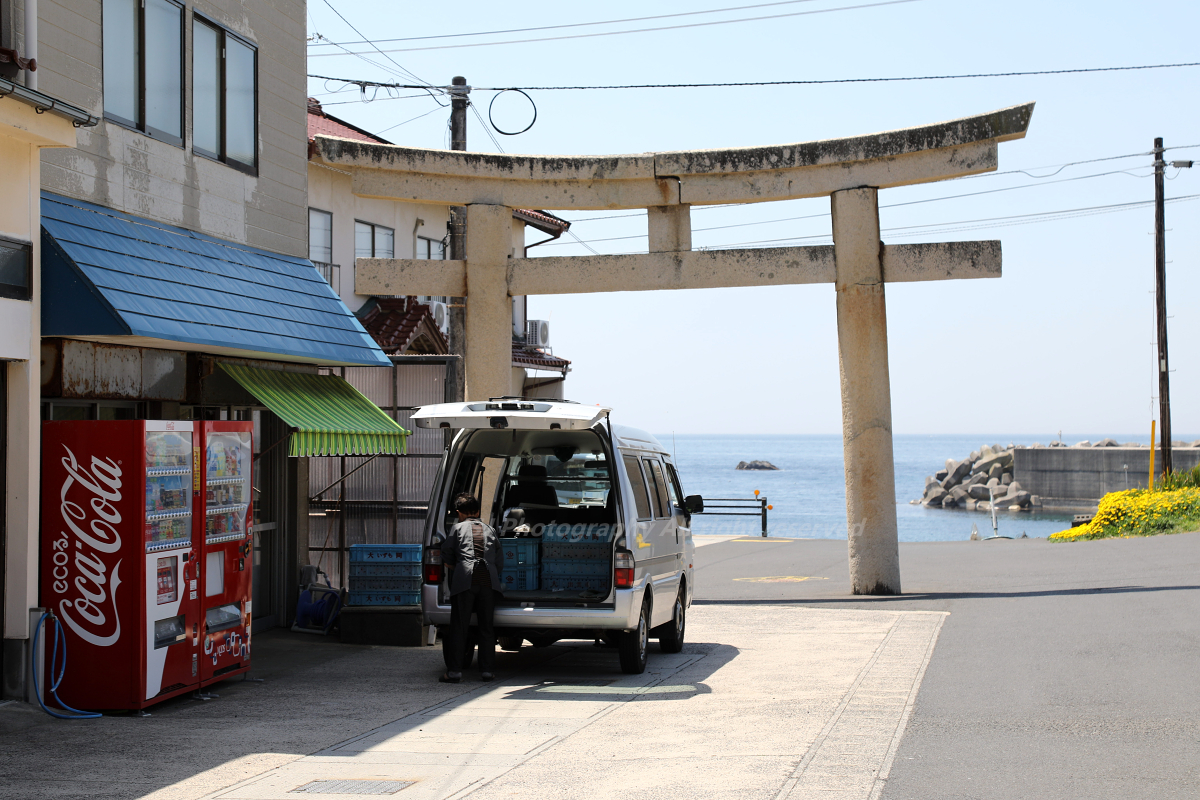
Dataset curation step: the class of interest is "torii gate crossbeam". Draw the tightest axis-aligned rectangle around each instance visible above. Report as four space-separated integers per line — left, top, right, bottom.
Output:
313 102 1035 595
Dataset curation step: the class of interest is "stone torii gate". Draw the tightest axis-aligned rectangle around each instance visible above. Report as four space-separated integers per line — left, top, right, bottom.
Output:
312 102 1034 595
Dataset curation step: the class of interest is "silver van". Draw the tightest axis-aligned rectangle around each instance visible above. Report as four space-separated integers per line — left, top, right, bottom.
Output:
414 400 703 674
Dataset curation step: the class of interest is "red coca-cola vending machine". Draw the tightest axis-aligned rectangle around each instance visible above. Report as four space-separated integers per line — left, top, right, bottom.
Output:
196 421 254 685
41 420 202 710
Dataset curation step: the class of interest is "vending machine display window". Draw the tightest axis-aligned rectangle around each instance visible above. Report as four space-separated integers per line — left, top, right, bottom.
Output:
205 603 241 634
156 556 178 604
204 432 251 544
145 430 193 553
153 615 187 649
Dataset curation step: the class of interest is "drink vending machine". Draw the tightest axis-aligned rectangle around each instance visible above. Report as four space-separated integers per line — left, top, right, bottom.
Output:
39 420 254 711
197 421 254 685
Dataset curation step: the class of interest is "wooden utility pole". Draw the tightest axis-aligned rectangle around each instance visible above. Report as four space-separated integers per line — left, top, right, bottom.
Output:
448 76 469 402
1154 137 1172 475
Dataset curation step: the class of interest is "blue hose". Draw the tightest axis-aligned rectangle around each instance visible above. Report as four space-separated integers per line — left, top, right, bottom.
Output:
32 612 101 719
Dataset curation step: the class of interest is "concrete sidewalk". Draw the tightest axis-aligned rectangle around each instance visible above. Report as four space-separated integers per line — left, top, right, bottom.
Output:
0 604 945 800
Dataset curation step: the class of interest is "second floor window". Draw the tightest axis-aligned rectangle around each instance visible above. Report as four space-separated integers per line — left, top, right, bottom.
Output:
193 17 257 173
0 237 32 301
355 222 394 259
102 0 183 145
309 209 333 263
416 236 446 260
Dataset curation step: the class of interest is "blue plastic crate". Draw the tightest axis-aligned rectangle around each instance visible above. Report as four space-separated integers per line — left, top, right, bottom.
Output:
499 538 540 566
348 544 422 563
348 575 422 592
541 542 610 560
543 574 608 592
349 562 422 578
541 557 609 577
500 566 539 591
346 590 421 606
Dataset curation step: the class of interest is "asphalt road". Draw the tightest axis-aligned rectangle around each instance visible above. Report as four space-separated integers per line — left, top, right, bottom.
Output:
692 532 1200 799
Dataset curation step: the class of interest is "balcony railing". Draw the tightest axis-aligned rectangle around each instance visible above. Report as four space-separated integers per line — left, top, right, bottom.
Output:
313 262 340 294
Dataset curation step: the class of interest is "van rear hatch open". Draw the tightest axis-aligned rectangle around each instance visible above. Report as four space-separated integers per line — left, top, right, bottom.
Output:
413 401 612 431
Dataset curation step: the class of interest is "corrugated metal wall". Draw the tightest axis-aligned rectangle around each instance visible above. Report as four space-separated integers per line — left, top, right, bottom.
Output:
308 359 450 588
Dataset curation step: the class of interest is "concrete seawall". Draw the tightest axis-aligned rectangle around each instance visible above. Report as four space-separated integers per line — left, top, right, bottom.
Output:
1014 447 1200 509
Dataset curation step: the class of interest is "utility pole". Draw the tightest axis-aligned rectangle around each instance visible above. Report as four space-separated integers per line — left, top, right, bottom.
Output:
1153 137 1172 475
447 76 469 402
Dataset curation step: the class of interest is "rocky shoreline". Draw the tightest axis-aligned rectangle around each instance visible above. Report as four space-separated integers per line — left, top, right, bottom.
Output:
736 460 780 471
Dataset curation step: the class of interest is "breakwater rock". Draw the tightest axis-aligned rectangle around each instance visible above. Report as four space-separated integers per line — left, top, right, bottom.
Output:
919 443 1033 511
737 460 780 471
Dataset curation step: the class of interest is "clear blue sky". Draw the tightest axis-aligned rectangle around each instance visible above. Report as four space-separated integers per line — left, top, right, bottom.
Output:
307 0 1200 437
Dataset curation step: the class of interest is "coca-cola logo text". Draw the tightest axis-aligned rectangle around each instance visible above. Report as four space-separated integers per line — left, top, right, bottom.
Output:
51 445 124 647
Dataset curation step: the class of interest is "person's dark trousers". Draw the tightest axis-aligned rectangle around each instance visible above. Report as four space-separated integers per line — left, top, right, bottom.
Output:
446 586 497 674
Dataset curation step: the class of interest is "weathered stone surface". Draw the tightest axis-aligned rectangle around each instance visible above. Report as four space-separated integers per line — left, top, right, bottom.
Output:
988 462 1004 481
923 486 948 507
972 449 1013 475
969 450 981 464
925 475 938 490
968 484 992 501
1074 440 1092 448
1008 481 1023 495
736 460 780 471
1049 440 1067 447
964 499 977 511
994 490 1032 508
1095 438 1118 447
942 494 959 508
935 469 949 482
986 477 1002 491
942 459 972 488
965 473 988 487
949 485 969 502
1001 473 1013 486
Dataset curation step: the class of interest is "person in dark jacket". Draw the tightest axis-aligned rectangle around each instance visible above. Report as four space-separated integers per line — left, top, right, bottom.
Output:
440 493 503 683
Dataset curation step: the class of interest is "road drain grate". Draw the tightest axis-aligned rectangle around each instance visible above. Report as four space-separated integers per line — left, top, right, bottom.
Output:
290 779 415 794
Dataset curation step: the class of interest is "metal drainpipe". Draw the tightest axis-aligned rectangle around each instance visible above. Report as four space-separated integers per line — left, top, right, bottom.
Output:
25 0 37 90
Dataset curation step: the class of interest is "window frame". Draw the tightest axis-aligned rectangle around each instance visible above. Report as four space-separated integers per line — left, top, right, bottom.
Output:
354 220 395 259
308 207 333 263
416 236 446 260
644 458 671 519
0 235 32 301
101 0 185 147
191 12 259 175
622 454 653 521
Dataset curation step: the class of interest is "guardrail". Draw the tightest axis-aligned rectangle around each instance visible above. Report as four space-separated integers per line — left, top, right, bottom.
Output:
693 493 771 537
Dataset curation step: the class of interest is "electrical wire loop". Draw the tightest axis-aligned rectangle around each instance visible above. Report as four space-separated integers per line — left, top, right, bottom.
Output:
487 89 538 135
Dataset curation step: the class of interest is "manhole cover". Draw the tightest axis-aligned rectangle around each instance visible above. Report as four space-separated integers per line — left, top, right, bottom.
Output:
291 779 415 795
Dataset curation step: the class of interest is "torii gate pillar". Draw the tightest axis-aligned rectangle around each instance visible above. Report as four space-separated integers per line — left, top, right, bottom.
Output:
833 188 900 594
463 203 515 402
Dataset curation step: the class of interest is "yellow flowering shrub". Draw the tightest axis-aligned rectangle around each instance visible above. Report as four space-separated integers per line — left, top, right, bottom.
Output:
1050 487 1200 542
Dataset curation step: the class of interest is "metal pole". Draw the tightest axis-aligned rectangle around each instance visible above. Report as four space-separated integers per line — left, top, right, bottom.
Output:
1154 137 1172 476
1149 420 1157 490
761 497 767 537
447 77 469 403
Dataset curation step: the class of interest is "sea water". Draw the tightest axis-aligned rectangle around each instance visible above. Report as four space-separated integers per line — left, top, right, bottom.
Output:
661 434 1175 542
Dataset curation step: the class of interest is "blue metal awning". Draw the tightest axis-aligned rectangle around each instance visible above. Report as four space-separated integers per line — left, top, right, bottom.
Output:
40 192 390 366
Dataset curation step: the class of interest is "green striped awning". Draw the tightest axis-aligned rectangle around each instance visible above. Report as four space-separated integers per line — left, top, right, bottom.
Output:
219 364 409 457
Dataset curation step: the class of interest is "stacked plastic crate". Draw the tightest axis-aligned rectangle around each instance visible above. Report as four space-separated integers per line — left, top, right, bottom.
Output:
499 538 539 591
540 538 610 592
347 543 423 606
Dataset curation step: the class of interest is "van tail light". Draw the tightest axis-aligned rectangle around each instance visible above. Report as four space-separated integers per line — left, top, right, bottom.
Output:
614 551 634 589
424 548 443 584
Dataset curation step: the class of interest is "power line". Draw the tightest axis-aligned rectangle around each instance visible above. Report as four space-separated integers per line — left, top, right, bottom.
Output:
541 167 1158 247
478 61 1200 91
308 0 922 57
307 0 831 47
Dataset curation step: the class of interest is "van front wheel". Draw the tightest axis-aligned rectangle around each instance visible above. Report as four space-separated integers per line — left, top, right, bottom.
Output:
618 597 650 674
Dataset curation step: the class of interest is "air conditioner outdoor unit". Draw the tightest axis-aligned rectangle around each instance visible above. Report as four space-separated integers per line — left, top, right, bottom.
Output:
525 319 550 348
429 301 449 332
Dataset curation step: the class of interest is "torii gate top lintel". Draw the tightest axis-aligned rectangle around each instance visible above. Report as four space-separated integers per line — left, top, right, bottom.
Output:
311 102 1033 210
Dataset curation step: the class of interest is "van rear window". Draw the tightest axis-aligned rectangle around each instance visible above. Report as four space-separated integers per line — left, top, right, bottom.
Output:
622 455 652 520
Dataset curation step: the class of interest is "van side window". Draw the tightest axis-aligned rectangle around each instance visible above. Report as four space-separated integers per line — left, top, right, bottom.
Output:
646 459 671 518
622 454 653 520
665 463 684 505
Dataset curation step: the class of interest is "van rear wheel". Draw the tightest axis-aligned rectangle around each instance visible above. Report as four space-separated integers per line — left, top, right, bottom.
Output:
618 597 650 674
